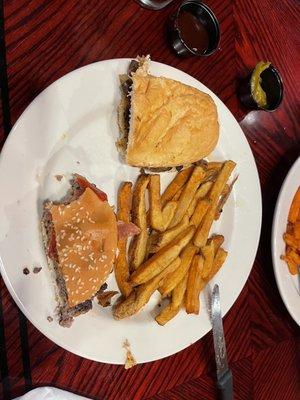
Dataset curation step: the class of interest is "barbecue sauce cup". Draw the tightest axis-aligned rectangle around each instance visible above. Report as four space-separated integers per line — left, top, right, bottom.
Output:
169 1 220 57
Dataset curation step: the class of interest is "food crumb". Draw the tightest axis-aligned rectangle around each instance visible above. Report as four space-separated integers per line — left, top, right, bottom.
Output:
54 174 64 182
123 339 137 369
97 291 118 307
23 267 30 275
47 316 53 322
76 161 80 165
33 266 42 274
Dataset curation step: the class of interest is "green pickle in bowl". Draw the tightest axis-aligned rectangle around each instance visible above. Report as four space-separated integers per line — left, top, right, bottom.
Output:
250 61 271 108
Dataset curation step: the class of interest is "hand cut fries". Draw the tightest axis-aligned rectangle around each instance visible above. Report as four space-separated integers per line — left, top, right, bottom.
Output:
149 215 189 253
208 234 224 253
187 181 213 217
207 247 228 280
161 166 193 206
156 275 188 326
282 187 300 275
162 201 177 229
113 258 181 319
159 244 198 297
169 166 206 228
190 198 211 227
215 175 238 220
129 175 149 270
185 255 204 314
201 241 215 279
194 161 236 247
115 182 133 297
130 225 196 286
149 174 164 232
113 157 236 326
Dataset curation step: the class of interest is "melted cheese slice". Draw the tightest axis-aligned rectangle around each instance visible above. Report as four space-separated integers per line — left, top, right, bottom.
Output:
50 188 117 307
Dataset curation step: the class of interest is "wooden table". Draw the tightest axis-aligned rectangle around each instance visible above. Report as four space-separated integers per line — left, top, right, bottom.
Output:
0 1 299 399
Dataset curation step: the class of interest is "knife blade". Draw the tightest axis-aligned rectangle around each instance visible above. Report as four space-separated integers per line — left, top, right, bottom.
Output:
211 284 233 399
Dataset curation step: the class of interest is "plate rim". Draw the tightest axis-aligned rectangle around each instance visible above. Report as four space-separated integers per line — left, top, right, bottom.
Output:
0 58 262 363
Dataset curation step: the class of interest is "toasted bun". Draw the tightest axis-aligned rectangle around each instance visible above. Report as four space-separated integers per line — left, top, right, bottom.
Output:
126 74 219 167
49 187 117 308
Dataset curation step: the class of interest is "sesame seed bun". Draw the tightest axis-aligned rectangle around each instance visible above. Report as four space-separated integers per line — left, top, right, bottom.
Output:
42 179 117 326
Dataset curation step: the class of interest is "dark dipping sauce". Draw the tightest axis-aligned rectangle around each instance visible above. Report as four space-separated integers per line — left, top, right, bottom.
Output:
178 10 209 54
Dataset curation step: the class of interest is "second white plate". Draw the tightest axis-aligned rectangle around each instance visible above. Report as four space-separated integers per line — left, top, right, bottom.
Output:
272 156 300 326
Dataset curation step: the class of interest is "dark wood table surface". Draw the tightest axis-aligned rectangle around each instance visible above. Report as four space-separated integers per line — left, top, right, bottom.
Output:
0 1 299 399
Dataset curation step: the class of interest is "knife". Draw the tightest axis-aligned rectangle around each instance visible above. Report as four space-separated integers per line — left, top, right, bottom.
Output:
211 284 233 400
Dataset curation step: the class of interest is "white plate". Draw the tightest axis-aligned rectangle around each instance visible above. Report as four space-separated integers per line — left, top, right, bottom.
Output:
272 156 300 326
0 59 261 364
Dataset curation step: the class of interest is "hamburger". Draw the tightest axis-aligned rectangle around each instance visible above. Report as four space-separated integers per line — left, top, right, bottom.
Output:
42 175 138 327
117 56 219 169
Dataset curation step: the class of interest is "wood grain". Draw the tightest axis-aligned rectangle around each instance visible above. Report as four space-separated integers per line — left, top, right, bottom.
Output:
0 0 300 399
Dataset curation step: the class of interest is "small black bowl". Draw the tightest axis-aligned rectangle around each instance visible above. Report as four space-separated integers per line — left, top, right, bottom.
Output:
238 65 283 111
168 1 220 57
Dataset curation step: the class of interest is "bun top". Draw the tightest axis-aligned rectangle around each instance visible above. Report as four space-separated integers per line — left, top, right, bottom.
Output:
126 74 219 167
50 188 117 307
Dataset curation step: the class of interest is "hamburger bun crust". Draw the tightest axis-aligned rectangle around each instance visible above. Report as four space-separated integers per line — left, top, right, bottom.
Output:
126 74 219 167
49 187 117 308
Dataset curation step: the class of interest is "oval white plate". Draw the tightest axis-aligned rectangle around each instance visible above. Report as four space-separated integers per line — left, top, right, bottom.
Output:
272 156 300 326
0 59 261 364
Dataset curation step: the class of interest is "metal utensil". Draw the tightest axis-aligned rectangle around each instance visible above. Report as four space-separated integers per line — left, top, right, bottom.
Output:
211 284 233 400
135 0 174 11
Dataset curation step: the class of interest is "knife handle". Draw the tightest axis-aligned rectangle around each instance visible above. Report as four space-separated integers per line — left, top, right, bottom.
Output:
217 369 233 400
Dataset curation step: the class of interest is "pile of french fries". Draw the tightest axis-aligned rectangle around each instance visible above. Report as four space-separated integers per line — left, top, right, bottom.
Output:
113 160 237 325
281 187 300 274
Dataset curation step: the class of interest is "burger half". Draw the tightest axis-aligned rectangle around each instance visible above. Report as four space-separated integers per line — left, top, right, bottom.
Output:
117 56 219 169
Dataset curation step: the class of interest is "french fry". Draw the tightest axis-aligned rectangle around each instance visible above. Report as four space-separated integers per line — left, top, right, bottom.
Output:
156 275 188 325
115 182 133 297
130 225 196 286
288 187 300 224
196 181 213 198
162 201 177 230
207 247 228 280
207 161 224 170
115 242 132 297
286 248 300 265
159 244 198 297
215 176 238 220
129 175 149 270
281 255 298 275
187 181 213 217
113 257 181 319
185 255 204 314
149 174 164 232
169 166 206 228
208 234 224 254
283 233 300 250
172 188 183 202
294 221 300 239
194 161 236 247
150 215 190 253
161 166 194 206
190 199 211 227
201 241 215 279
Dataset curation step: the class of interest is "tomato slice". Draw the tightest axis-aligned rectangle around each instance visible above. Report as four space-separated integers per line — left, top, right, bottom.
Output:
75 174 108 202
48 228 58 262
